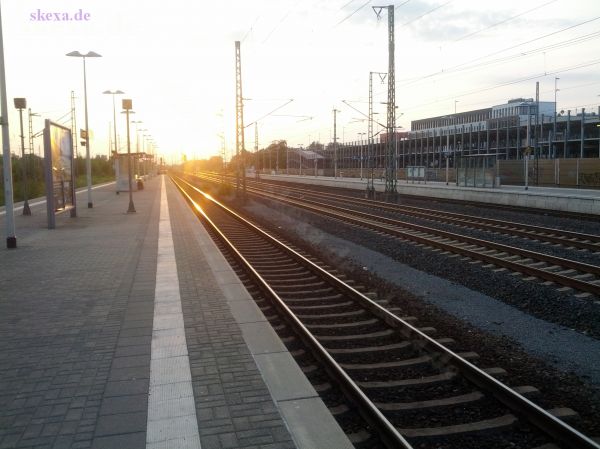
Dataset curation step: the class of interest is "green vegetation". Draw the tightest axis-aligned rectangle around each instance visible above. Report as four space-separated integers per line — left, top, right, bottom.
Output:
0 155 115 207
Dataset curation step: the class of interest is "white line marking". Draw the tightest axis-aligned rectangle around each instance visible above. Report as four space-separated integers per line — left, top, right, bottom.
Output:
147 177 201 448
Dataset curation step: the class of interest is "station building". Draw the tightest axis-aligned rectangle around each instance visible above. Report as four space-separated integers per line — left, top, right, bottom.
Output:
260 98 600 187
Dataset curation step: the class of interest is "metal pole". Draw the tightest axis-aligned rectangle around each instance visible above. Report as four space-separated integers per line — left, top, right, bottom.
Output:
112 94 118 157
17 106 31 215
525 155 529 190
580 108 585 159
234 41 246 196
367 72 374 195
0 4 16 248
125 107 135 213
333 108 339 178
82 57 93 208
553 77 559 158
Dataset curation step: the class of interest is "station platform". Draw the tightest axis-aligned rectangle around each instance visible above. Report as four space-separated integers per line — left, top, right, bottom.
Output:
258 173 600 216
0 177 352 449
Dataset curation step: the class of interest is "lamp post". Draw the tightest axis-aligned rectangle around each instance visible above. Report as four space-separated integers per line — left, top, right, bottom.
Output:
0 3 17 248
143 134 151 176
597 123 600 158
137 129 148 176
298 144 304 175
131 120 143 179
66 50 102 208
14 98 31 215
358 132 366 179
103 90 124 159
553 78 559 158
454 100 459 114
122 99 135 213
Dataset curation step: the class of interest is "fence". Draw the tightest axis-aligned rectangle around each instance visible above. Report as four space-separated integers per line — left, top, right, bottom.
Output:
269 158 600 188
498 158 600 188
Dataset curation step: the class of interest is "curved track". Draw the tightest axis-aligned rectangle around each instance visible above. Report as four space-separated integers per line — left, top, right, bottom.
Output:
172 175 599 449
192 173 600 298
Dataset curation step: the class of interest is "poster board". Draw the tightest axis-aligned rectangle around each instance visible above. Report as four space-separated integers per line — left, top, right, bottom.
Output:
115 154 138 192
43 120 76 229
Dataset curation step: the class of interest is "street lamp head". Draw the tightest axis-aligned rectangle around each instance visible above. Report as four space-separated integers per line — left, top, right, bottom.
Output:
103 89 125 95
13 98 26 109
66 50 102 58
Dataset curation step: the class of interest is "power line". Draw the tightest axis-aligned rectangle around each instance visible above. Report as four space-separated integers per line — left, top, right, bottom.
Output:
335 0 372 27
400 58 600 113
396 29 600 89
340 0 359 9
262 0 302 44
453 0 559 43
401 0 453 27
450 16 600 74
394 1 411 11
381 16 600 95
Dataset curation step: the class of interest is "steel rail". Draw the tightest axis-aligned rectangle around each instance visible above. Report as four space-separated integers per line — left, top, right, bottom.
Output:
171 176 413 449
196 171 600 250
173 175 600 449
254 180 600 250
245 187 600 296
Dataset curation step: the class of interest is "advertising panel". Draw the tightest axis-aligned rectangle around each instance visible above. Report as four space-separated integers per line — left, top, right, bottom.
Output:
43 120 76 228
115 154 137 192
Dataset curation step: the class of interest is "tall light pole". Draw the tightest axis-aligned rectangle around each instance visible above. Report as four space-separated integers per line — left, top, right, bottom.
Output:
553 78 559 159
298 144 304 175
1 4 17 248
103 90 124 159
454 100 459 114
131 120 143 179
122 99 135 213
333 108 340 177
66 50 102 208
139 130 148 176
358 132 366 179
14 98 31 215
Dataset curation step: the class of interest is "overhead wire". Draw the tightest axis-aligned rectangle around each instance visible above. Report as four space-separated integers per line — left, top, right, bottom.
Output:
335 0 372 27
401 1 453 27
371 15 600 99
261 0 303 44
453 0 559 43
395 29 600 89
400 58 600 113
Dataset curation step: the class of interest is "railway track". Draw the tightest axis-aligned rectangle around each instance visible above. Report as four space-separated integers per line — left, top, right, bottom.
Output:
198 172 600 252
190 173 600 298
172 175 600 449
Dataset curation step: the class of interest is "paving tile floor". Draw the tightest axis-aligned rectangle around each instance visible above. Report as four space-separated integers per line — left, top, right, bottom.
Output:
0 177 303 449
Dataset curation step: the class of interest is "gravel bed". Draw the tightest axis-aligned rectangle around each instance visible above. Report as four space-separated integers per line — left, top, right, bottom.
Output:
351 364 440 382
320 334 407 350
269 184 600 267
331 346 417 365
308 322 386 336
388 395 509 427
265 179 600 235
228 194 600 439
411 425 551 449
367 377 474 403
244 196 600 339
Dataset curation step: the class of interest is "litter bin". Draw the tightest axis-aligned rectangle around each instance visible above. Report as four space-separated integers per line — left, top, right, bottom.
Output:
136 179 144 190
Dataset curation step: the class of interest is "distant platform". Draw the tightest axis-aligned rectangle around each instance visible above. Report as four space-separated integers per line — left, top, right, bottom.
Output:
257 173 600 216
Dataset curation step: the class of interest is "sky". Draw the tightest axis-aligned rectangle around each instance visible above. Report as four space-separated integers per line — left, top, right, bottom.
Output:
2 0 600 163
